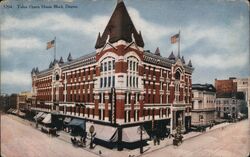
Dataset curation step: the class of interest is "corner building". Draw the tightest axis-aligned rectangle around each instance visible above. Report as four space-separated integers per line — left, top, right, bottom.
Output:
31 0 193 141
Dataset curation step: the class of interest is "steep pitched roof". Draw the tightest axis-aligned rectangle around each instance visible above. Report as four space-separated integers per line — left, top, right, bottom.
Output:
168 51 176 60
154 47 161 56
95 0 144 49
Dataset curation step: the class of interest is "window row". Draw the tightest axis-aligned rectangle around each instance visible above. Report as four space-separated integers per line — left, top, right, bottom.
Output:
100 76 115 88
126 76 139 88
100 60 115 72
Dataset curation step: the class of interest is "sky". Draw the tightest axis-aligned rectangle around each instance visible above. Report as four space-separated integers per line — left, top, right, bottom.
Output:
1 0 249 94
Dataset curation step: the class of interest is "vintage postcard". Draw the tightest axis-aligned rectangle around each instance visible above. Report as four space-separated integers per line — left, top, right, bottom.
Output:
1 0 249 157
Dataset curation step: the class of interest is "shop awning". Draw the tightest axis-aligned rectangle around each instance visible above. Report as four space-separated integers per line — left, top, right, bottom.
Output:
86 123 118 142
18 111 26 117
63 117 72 124
42 114 51 124
122 126 150 143
34 112 44 120
7 108 14 113
41 113 47 119
68 119 85 130
12 110 18 114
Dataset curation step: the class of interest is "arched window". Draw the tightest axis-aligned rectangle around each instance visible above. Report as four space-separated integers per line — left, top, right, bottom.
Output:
175 70 181 80
56 74 60 81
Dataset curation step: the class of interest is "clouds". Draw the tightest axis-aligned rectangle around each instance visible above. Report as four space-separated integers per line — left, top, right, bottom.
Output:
2 37 43 56
2 13 109 37
1 70 31 86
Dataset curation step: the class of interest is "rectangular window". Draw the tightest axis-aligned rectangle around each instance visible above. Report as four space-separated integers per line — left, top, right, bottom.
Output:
104 77 107 87
136 77 138 87
128 93 131 104
125 93 127 104
112 76 115 87
130 61 132 70
104 62 107 71
133 62 135 71
99 93 102 103
133 77 135 87
100 63 103 72
112 60 115 70
108 61 111 70
100 78 103 88
126 76 128 87
108 77 111 87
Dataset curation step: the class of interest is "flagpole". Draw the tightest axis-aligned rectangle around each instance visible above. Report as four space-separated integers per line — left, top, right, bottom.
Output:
54 36 56 61
178 30 180 58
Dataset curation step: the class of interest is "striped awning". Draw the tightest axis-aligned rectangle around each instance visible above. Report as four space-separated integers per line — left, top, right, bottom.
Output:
42 114 51 124
34 112 44 120
122 126 150 143
86 122 118 142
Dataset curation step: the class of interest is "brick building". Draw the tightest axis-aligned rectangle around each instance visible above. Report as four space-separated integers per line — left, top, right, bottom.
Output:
31 0 193 143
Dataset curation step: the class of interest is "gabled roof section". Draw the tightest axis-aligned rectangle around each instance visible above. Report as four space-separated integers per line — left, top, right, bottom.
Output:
192 84 216 92
95 0 144 49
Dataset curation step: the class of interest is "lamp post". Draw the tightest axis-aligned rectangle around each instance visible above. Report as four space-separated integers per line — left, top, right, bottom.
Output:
89 125 95 149
137 125 145 154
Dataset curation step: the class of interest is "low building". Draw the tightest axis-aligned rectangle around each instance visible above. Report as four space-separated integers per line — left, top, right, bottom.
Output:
233 77 250 116
191 84 216 127
0 94 10 111
215 78 248 120
216 92 245 119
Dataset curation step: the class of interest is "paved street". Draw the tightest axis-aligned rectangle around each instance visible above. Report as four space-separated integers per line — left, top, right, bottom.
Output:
1 114 250 157
143 119 250 157
1 114 99 157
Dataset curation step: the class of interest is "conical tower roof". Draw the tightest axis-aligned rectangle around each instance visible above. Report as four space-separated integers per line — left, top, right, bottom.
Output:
188 60 193 67
67 53 73 62
155 47 161 56
95 0 144 49
168 51 176 60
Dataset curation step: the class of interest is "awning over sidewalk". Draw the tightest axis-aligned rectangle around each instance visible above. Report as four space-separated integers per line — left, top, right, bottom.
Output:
41 113 47 119
63 117 72 124
7 108 14 113
12 110 18 114
34 112 44 120
122 126 150 143
18 111 26 117
86 123 118 142
42 114 52 124
68 119 85 130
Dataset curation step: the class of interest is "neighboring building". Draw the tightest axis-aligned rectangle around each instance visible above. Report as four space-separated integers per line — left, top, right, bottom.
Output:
233 77 250 113
9 94 18 109
18 91 33 111
191 84 216 127
0 94 10 111
215 78 247 119
216 92 245 119
215 78 237 95
31 0 194 143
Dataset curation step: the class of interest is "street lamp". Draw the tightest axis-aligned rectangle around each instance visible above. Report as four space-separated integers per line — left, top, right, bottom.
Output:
137 125 146 154
89 125 95 149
